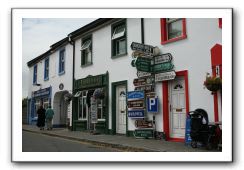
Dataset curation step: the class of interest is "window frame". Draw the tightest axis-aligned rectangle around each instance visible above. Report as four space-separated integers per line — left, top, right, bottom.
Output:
44 57 49 81
78 90 88 120
58 48 65 75
81 35 93 67
160 18 187 45
33 64 37 85
111 19 127 58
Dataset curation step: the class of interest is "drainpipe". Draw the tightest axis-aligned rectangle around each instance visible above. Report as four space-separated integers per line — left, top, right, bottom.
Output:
68 34 75 131
141 18 144 44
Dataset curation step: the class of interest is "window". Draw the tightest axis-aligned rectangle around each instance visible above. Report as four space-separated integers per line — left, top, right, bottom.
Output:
33 65 37 84
160 18 187 45
44 57 49 80
81 37 92 66
78 91 88 120
43 98 49 109
218 18 222 28
97 99 105 120
59 49 65 75
111 20 127 57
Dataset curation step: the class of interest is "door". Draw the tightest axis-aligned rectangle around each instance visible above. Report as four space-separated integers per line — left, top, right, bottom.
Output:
116 85 126 134
169 77 186 139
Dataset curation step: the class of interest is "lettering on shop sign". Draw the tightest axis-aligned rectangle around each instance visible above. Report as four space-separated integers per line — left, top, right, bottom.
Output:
127 100 144 109
128 110 145 118
134 129 154 138
130 42 154 55
33 87 50 98
155 71 176 82
154 53 173 64
75 75 103 89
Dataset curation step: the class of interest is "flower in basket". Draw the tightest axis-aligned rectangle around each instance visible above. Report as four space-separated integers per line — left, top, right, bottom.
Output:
203 73 222 92
93 88 105 100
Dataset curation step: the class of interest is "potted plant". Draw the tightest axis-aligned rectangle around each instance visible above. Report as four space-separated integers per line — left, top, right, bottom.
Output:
204 73 222 92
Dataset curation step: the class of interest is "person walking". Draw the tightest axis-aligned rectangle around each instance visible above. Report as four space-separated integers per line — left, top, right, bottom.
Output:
36 105 46 130
45 105 54 130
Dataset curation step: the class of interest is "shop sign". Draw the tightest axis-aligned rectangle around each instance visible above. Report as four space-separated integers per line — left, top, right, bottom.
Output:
154 53 173 64
137 71 151 78
133 76 154 87
134 129 154 138
155 71 176 82
127 91 144 100
131 42 154 55
128 100 144 109
90 97 98 123
128 110 145 118
135 57 152 72
135 85 155 94
152 62 174 73
33 87 50 98
75 75 103 89
135 120 153 128
146 97 159 113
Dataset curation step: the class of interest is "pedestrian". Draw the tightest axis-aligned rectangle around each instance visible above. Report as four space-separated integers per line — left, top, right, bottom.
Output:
45 105 54 130
36 105 46 130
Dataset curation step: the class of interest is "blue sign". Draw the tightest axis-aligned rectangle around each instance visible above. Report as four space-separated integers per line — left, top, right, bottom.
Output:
127 91 144 100
128 110 144 118
147 97 158 113
33 87 51 98
185 115 192 146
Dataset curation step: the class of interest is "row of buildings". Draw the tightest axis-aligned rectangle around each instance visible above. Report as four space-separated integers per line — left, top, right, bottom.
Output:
26 18 222 141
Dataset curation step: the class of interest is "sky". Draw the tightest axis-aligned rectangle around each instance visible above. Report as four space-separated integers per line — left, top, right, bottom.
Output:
22 18 96 98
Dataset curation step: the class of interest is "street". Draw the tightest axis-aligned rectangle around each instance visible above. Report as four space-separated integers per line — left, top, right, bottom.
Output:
22 131 121 152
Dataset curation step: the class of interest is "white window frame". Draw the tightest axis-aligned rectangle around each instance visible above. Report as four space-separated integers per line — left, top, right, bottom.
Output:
112 26 125 40
78 90 88 120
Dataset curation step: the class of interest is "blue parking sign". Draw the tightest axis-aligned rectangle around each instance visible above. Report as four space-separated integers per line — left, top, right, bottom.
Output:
147 97 158 113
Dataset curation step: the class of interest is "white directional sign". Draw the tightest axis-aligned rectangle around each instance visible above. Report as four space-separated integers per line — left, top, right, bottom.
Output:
155 71 176 82
154 53 173 64
137 71 152 78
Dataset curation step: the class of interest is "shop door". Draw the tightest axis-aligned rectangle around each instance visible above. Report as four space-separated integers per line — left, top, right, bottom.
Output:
116 85 126 134
169 77 186 139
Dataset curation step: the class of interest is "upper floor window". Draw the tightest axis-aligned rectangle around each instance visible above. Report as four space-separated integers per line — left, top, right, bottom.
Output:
160 18 187 45
33 64 37 84
59 49 65 75
44 57 49 80
81 36 92 66
111 20 127 57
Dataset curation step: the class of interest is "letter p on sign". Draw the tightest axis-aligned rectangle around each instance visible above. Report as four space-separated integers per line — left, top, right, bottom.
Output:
149 98 155 110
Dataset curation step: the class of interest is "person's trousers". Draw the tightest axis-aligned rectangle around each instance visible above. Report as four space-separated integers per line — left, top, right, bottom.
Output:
46 118 53 129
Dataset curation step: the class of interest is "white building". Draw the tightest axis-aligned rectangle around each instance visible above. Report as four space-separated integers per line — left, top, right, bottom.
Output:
27 18 222 141
27 37 73 128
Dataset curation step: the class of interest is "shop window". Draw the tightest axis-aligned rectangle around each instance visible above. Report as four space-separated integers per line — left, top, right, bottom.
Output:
97 99 105 120
59 48 65 75
43 98 49 109
219 18 222 28
34 99 41 117
160 18 187 45
33 64 37 84
78 90 88 120
111 20 127 57
81 36 92 66
44 57 49 80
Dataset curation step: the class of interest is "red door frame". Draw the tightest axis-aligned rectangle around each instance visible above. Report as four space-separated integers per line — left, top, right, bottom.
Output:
162 70 189 142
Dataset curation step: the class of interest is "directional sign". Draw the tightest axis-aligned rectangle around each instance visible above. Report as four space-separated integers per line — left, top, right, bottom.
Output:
130 42 154 55
128 110 145 118
128 100 144 109
152 62 174 73
135 57 152 72
127 91 144 100
147 97 158 113
154 53 173 64
155 71 176 82
135 85 155 94
137 71 152 78
133 76 154 87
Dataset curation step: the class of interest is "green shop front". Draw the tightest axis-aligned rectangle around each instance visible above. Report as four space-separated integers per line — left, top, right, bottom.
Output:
72 72 109 134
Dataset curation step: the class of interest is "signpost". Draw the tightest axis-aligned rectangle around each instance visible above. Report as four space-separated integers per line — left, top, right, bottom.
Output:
154 53 173 64
127 91 144 100
128 110 145 118
135 120 153 128
135 57 152 72
133 76 154 87
127 100 144 109
130 42 154 55
155 71 176 82
152 62 174 73
135 85 155 94
137 71 152 78
146 97 159 113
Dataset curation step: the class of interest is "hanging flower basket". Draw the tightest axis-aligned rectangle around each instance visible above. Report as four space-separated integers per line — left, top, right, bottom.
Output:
204 73 222 92
93 88 105 100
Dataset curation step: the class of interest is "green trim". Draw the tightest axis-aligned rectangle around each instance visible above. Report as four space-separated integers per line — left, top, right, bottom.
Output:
111 19 127 58
111 80 128 135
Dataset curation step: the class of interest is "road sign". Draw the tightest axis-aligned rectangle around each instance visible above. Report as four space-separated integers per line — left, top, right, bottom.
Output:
137 71 152 78
127 91 144 100
133 76 154 87
147 97 158 113
135 57 152 72
154 53 173 64
155 71 176 82
128 110 145 118
130 42 154 55
152 62 174 73
128 100 144 109
135 85 155 94
135 120 153 128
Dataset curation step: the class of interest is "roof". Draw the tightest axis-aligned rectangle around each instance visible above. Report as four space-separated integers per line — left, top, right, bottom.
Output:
27 18 115 67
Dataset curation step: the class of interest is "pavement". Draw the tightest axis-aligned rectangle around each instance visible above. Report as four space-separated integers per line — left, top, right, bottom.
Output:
22 124 213 152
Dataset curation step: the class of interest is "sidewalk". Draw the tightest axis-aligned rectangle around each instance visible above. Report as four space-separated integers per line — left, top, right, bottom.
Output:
22 125 209 152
